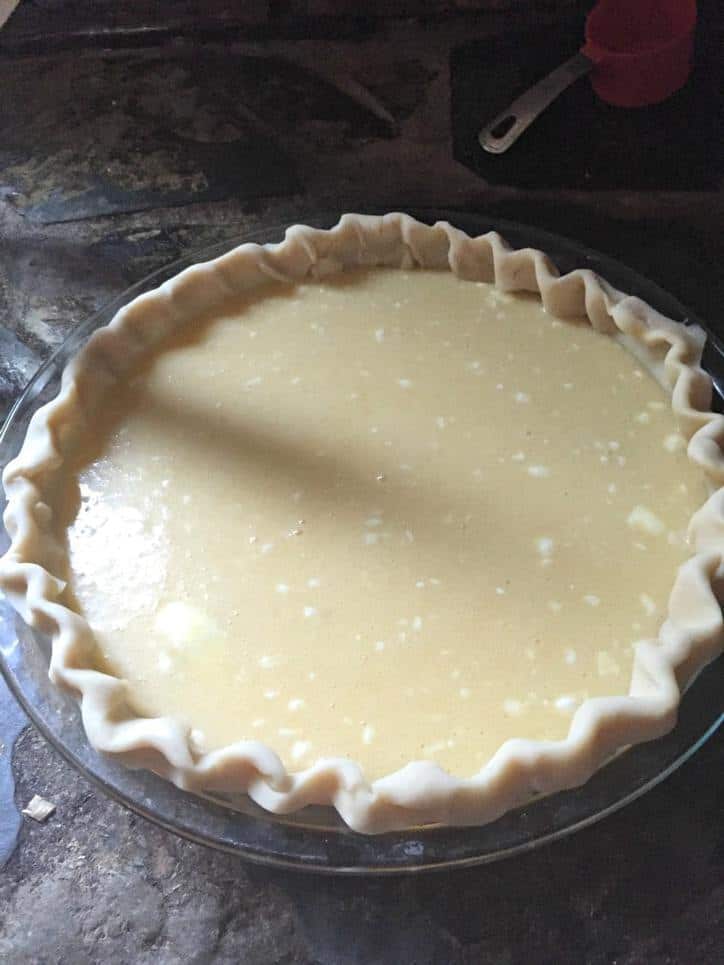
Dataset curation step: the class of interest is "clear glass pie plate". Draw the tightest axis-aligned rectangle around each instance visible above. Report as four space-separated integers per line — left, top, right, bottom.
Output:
1 210 722 874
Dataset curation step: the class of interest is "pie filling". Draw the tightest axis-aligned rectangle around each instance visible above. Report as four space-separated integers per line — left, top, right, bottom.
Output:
55 268 707 781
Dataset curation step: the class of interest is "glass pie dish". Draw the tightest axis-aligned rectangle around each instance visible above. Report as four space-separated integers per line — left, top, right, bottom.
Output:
1 210 722 874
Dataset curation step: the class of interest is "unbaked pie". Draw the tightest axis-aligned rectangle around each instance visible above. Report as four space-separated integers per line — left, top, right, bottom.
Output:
2 214 722 832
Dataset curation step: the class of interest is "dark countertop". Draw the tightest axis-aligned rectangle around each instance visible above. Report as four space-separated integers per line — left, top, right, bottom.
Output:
0 8 722 963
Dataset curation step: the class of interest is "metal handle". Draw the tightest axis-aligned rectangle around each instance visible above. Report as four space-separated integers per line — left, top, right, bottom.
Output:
478 51 594 155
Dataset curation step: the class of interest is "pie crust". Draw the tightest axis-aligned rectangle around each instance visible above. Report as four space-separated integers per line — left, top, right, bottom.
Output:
2 213 723 833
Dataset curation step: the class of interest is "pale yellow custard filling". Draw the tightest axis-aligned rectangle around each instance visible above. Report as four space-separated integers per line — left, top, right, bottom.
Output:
56 269 707 780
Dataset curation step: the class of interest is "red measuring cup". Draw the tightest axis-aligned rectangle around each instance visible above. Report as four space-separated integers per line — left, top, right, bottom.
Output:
479 0 697 155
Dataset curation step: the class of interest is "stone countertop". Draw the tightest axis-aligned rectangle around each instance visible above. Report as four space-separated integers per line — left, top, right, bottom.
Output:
0 11 722 963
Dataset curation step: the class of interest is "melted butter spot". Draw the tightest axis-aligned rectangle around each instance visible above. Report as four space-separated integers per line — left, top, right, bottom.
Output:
154 602 223 650
627 505 665 536
291 740 311 761
157 652 172 673
663 433 687 453
258 655 283 670
536 537 554 557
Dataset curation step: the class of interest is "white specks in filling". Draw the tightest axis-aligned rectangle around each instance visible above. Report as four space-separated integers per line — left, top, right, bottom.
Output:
275 583 289 594
374 328 385 343
514 391 530 404
303 606 318 618
398 378 413 389
496 586 506 596
366 516 382 528
496 383 504 391
627 505 665 536
375 640 386 652
467 360 481 372
291 740 311 761
597 651 621 676
362 724 376 745
258 655 282 669
435 416 447 430
635 411 651 424
548 600 562 613
536 537 555 558
375 473 386 482
584 594 601 607
288 698 305 712
263 689 279 700
251 718 265 729
278 727 299 738
562 382 574 390
405 529 415 543
459 687 472 699
511 451 526 462
423 740 448 756
663 433 687 453
415 580 425 588
261 542 274 555
245 376 262 389
157 652 172 673
564 648 577 665
555 695 579 714
607 483 618 495
248 535 258 545
528 465 550 478
648 400 666 410
503 699 523 716
364 532 380 546
639 593 657 616
412 616 423 631
307 577 321 589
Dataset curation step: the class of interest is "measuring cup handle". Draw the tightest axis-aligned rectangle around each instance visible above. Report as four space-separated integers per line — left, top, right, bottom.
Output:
478 51 594 155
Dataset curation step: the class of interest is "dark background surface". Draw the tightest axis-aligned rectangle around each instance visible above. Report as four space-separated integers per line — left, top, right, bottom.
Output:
0 2 722 961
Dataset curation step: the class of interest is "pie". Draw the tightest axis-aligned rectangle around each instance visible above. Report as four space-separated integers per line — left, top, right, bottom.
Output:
2 213 722 833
